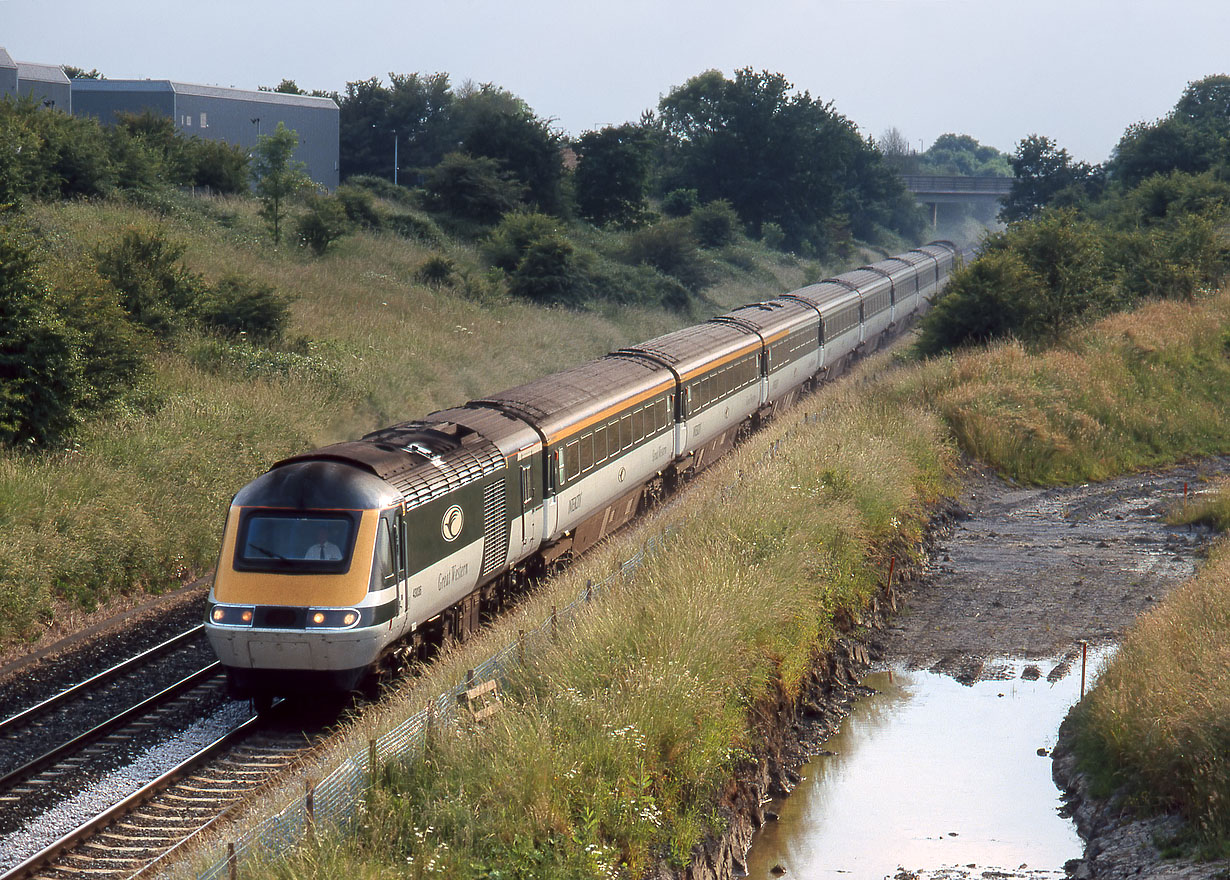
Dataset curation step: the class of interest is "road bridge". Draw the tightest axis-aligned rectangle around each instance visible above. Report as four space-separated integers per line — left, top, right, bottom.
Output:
902 175 1014 226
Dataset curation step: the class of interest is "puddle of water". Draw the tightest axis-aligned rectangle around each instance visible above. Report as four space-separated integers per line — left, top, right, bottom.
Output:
745 651 1113 880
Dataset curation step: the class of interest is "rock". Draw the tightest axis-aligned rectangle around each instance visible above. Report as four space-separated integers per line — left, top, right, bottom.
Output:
1037 747 1049 756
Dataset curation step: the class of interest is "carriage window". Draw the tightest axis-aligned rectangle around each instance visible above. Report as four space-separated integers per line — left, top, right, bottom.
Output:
621 414 633 449
579 433 594 472
565 441 581 480
632 407 644 440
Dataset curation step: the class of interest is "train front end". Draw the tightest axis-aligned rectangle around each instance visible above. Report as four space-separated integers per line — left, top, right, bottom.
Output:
205 458 405 701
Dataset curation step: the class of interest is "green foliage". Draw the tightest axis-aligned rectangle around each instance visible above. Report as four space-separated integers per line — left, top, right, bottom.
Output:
0 226 84 445
622 219 709 291
1109 76 1230 189
415 254 457 288
917 133 1011 177
760 221 786 250
661 188 699 217
345 174 416 206
251 122 310 244
656 68 917 250
422 151 526 224
296 193 351 256
385 210 443 244
690 199 740 248
574 123 653 227
481 211 562 271
333 184 382 228
1001 134 1102 223
508 234 593 305
186 138 250 194
918 210 1118 353
195 275 291 341
94 228 205 339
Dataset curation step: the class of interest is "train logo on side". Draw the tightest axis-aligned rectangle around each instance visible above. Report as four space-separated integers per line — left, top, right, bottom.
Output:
441 505 465 542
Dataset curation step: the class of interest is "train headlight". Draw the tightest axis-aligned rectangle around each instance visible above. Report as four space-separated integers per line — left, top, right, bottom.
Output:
209 604 255 626
306 608 362 629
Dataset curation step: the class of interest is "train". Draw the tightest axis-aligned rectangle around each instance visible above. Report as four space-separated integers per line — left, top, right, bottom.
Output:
205 240 960 705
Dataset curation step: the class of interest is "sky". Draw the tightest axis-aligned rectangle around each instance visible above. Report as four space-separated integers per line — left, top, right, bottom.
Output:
2 0 1228 165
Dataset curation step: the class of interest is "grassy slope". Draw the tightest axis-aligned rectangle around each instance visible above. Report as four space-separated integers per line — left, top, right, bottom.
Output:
0 195 820 648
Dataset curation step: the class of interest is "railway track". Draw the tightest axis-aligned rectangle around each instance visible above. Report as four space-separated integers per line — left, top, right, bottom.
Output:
0 626 346 880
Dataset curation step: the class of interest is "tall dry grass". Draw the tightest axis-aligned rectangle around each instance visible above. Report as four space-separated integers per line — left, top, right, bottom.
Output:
1070 539 1230 855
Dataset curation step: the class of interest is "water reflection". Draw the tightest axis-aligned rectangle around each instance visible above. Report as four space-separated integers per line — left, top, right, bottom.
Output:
745 652 1112 879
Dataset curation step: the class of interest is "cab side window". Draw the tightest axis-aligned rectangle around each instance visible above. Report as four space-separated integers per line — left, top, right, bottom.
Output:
377 517 396 588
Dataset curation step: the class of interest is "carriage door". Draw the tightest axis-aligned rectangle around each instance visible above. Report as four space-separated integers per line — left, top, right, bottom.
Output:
518 450 540 555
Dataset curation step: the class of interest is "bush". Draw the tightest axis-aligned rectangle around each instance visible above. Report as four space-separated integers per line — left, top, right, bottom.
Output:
296 193 351 256
508 235 593 305
481 212 561 271
660 188 699 218
187 138 250 194
691 199 740 248
0 227 84 445
622 219 709 291
345 174 417 206
335 184 382 229
386 210 443 244
422 151 526 224
94 228 205 339
416 254 458 288
195 275 291 341
760 221 786 250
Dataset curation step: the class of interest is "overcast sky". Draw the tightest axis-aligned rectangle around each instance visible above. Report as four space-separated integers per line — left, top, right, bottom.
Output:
2 0 1227 165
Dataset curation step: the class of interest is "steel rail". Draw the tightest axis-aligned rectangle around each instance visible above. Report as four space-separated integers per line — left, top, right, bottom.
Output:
0 661 223 792
0 711 262 880
0 625 207 736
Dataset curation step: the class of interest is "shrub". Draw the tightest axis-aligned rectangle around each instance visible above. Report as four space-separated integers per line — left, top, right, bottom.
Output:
0 227 84 445
481 212 561 271
386 210 443 244
187 138 250 194
622 219 709 291
691 199 740 248
660 188 699 217
94 228 205 339
760 221 786 250
345 174 417 206
422 151 526 224
508 234 592 305
195 275 291 341
335 184 383 229
416 254 458 288
296 193 351 256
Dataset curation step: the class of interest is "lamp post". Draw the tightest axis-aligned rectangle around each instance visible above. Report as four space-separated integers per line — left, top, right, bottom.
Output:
251 117 261 139
373 124 398 184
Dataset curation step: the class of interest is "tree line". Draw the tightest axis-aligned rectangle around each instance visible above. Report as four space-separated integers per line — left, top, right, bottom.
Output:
917 75 1230 354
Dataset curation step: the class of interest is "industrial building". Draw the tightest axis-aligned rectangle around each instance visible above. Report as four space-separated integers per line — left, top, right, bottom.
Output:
0 46 339 189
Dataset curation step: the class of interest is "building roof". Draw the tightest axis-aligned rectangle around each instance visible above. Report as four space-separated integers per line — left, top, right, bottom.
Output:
16 61 69 85
70 78 336 109
0 48 15 71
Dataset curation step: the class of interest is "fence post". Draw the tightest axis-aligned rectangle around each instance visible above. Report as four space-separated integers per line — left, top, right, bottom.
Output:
517 630 526 665
584 578 593 603
368 739 377 782
304 779 315 841
551 605 559 643
227 842 237 880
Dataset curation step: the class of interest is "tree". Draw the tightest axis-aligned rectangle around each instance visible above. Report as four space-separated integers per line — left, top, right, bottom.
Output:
876 127 916 173
337 73 453 182
1000 135 1099 223
574 123 652 227
62 65 103 80
296 193 351 255
919 133 1011 177
252 122 309 244
657 68 913 250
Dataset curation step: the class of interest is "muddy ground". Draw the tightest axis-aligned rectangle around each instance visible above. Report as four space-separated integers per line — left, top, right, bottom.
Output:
872 456 1230 880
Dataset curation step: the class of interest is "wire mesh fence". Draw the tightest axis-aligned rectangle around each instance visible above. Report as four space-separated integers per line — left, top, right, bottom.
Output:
191 410 823 879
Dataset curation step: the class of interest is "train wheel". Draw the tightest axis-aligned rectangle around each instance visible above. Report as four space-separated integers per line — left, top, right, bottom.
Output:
252 694 274 715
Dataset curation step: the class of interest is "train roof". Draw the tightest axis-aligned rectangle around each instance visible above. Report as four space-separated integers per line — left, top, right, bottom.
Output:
273 419 505 511
780 280 861 314
233 459 401 510
470 355 673 445
833 267 893 298
711 298 819 341
615 321 761 381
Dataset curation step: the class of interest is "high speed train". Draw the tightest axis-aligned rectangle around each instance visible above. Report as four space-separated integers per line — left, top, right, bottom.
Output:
205 241 959 703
